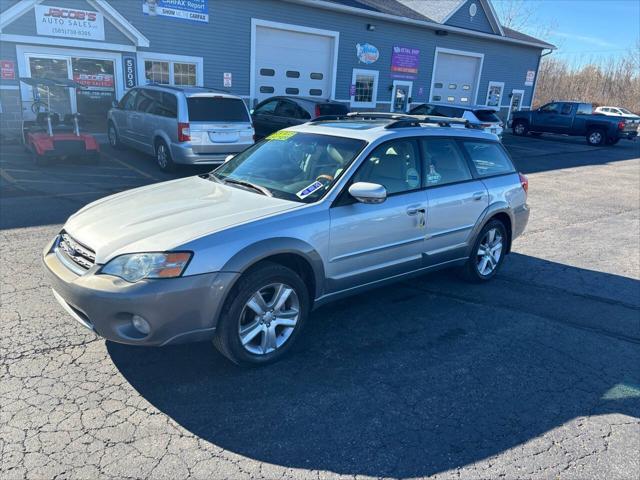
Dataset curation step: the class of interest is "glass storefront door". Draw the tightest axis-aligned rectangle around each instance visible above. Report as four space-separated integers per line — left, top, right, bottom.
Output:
390 80 413 113
72 58 116 130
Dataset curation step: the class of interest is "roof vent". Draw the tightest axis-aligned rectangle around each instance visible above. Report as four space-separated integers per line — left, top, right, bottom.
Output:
469 3 478 17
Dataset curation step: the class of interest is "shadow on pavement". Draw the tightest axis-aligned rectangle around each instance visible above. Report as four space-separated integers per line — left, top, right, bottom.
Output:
109 254 640 478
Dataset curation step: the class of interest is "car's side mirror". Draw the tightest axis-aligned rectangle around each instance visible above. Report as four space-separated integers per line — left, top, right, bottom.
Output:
224 154 234 163
112 100 119 109
349 182 387 204
249 109 254 115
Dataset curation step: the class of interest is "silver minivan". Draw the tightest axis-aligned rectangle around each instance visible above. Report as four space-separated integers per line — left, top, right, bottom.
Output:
107 85 254 171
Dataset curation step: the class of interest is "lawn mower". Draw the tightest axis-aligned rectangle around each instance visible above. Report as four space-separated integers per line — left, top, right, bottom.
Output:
20 77 100 166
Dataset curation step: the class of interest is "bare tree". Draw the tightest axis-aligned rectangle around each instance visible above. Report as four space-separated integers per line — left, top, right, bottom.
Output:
492 0 556 40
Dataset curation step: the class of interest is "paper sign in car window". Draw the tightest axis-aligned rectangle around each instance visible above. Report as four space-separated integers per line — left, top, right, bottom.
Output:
296 181 324 199
266 131 297 141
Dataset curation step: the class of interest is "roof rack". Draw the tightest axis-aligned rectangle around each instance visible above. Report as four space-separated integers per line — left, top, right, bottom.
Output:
310 112 471 129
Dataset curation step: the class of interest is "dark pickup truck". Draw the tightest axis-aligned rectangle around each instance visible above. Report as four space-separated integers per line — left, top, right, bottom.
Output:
512 101 639 146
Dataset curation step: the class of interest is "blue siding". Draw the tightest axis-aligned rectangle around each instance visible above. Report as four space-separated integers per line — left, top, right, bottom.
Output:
445 0 495 35
0 0 542 109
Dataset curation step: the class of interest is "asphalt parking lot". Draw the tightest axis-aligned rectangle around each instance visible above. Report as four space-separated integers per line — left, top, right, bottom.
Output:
1 133 639 479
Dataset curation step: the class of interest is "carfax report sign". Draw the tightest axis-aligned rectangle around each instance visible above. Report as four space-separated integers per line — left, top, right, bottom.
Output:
35 5 105 41
143 0 209 23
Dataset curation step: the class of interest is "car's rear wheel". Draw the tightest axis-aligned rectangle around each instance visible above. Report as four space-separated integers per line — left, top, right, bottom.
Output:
461 220 507 282
513 121 528 136
107 122 123 150
586 128 606 146
155 140 175 172
213 262 309 366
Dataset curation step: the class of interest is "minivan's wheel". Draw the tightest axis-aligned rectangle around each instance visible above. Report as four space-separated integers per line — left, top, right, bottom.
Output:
107 122 123 150
513 121 528 136
155 140 175 172
213 262 310 366
461 220 507 282
586 128 606 146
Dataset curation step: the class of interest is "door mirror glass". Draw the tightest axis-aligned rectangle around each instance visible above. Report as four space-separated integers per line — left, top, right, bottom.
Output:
349 182 387 204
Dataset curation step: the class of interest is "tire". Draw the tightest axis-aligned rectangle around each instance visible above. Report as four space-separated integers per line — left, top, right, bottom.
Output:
461 219 508 283
107 122 123 150
213 262 310 366
586 128 606 146
155 140 175 172
512 121 528 136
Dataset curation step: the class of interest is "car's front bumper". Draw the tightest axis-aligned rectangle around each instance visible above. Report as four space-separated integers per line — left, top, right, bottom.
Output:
43 246 239 346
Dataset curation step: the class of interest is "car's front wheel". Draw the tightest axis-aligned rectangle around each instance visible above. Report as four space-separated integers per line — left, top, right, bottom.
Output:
107 122 123 150
213 262 309 366
461 220 507 282
512 121 528 136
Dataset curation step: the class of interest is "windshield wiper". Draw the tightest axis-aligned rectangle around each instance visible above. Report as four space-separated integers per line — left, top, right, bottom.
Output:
223 178 273 197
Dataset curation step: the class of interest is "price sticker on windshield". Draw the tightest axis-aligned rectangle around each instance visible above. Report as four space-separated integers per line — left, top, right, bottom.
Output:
266 131 297 141
296 181 323 199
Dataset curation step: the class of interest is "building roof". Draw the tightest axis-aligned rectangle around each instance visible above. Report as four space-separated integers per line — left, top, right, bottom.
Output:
319 0 555 49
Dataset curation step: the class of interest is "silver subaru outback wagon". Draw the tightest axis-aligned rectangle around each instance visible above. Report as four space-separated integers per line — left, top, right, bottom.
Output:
44 113 529 366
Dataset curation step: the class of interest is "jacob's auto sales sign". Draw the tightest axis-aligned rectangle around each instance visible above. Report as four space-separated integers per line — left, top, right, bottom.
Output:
35 5 105 40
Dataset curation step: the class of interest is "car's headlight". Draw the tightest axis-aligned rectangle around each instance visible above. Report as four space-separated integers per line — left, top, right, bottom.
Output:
99 252 192 283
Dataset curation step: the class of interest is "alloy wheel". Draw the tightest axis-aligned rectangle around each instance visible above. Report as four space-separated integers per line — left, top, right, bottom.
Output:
238 283 300 355
108 126 117 147
514 123 525 135
589 131 602 145
476 228 503 276
156 144 168 169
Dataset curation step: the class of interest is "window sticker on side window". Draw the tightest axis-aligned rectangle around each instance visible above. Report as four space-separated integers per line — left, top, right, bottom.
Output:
406 167 420 188
296 181 324 199
266 131 297 141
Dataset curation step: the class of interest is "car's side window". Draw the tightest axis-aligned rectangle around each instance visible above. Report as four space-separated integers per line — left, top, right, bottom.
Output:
351 139 421 195
421 138 472 187
560 103 573 115
274 100 298 118
120 90 137 110
297 105 311 120
254 100 278 115
135 89 155 113
540 103 560 114
462 141 515 177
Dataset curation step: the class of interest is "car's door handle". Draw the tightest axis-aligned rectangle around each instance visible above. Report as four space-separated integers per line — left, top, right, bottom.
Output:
472 191 485 201
406 206 426 215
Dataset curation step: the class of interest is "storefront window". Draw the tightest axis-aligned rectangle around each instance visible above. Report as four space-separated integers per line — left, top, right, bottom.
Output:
173 62 196 86
72 58 115 130
145 60 170 84
351 69 378 108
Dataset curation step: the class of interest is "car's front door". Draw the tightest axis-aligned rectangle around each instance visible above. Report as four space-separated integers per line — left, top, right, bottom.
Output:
113 89 138 144
251 99 280 139
532 102 562 131
421 137 489 264
328 138 427 292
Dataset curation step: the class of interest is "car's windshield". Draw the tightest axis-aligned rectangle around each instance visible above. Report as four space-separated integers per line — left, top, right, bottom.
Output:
212 132 366 203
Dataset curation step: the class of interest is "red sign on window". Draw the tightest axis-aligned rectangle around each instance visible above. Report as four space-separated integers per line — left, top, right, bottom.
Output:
1 60 15 80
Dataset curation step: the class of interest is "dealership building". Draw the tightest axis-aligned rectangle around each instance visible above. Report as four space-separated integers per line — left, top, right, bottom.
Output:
0 0 554 139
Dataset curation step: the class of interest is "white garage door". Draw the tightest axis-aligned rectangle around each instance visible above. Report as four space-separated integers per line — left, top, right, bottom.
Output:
431 51 482 106
254 25 334 102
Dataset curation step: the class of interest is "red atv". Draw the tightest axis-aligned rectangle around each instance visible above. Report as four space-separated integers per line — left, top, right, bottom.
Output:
20 77 100 166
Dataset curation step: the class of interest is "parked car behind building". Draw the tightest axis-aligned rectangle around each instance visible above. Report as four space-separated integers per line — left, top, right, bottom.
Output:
595 106 640 119
107 85 254 171
410 103 504 138
251 96 349 139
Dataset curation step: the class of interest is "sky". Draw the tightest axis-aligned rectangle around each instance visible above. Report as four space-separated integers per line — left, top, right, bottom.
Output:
495 0 639 64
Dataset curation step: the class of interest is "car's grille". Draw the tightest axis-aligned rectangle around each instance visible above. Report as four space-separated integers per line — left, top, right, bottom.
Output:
55 232 96 273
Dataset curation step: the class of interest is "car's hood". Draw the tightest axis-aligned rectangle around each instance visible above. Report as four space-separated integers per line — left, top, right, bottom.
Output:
64 176 300 263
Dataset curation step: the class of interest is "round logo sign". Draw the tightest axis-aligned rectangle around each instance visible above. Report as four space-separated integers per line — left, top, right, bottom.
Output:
356 43 379 64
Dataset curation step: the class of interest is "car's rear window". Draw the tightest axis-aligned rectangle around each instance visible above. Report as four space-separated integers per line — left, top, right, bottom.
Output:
316 103 349 116
474 110 501 123
187 97 250 122
462 141 515 177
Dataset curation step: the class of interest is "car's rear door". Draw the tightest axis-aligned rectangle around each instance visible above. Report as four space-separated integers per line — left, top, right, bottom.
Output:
422 137 489 265
328 138 427 292
187 96 254 155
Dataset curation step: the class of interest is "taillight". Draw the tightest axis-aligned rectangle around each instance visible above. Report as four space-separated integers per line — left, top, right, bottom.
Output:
618 121 625 130
178 122 190 142
315 105 321 118
519 172 528 194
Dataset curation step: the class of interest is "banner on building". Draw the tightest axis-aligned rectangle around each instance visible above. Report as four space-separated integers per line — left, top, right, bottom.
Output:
1 60 16 80
35 4 105 40
142 0 209 23
391 46 420 80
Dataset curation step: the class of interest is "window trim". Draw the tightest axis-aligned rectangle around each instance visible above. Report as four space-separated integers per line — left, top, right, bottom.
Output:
485 81 505 108
350 68 379 109
137 52 203 87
